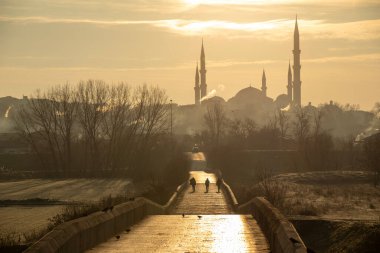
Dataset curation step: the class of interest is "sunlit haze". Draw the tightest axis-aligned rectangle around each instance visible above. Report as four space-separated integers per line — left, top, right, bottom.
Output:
0 0 379 109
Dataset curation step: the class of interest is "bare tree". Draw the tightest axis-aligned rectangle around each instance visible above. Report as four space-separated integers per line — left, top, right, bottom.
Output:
13 98 49 170
13 85 77 173
292 107 312 169
13 80 171 178
204 102 227 148
363 134 380 186
101 83 133 170
293 107 311 151
132 85 169 178
276 110 289 149
49 84 77 172
312 109 323 138
76 80 108 172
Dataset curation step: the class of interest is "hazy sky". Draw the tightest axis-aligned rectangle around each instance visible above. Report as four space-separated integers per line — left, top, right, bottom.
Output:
0 0 379 109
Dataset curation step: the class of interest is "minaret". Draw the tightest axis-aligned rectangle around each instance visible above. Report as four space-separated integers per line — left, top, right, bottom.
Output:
293 15 302 106
287 61 293 101
194 63 200 105
261 69 267 97
200 39 207 99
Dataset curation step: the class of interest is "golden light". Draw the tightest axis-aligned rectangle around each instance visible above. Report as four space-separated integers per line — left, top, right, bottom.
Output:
183 0 285 6
196 215 259 253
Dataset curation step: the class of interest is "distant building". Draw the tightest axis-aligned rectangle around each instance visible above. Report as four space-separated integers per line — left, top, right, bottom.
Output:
292 16 302 107
192 17 302 109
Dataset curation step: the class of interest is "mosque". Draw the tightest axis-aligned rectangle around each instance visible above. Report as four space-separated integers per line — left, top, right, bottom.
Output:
174 17 302 134
193 17 302 111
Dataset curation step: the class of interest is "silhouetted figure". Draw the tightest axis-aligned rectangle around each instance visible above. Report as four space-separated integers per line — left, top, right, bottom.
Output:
205 178 210 193
116 235 120 240
182 213 185 218
216 178 222 193
190 177 196 192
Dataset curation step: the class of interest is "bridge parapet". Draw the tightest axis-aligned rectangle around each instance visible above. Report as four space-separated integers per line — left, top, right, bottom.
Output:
221 180 239 211
238 197 308 253
24 181 188 253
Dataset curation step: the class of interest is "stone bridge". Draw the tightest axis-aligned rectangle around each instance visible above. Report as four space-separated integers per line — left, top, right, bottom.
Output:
25 152 307 253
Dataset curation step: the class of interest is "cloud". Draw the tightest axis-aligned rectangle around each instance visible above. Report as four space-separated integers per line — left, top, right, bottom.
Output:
217 84 225 91
0 16 159 25
0 59 278 71
2 53 378 72
183 0 377 5
304 53 380 63
1 15 379 41
200 89 217 101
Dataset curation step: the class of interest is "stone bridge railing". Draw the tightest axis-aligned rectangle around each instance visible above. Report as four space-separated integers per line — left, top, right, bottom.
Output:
222 180 308 253
24 182 188 253
25 177 307 253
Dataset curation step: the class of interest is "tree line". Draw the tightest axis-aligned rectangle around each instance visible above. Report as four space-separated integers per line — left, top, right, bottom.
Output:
13 80 176 179
201 102 380 183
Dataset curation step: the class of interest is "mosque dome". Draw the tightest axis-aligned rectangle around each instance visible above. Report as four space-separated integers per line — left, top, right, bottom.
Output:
228 86 273 105
235 87 264 100
201 96 226 106
275 94 290 109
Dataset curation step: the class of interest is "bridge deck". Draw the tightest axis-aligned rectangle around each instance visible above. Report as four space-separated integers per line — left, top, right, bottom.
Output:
87 154 269 252
87 215 269 253
170 171 232 214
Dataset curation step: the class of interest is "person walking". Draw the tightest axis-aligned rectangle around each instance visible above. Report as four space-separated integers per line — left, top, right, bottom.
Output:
205 178 210 193
190 177 196 192
216 177 222 193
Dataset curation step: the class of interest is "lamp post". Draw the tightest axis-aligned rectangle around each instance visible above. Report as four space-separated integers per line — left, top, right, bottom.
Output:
170 99 173 140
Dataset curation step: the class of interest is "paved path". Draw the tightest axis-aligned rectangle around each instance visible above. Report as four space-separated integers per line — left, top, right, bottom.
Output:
170 171 232 214
87 153 269 252
87 215 269 253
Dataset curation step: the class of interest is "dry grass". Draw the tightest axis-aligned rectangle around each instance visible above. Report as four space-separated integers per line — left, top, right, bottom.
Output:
0 194 132 251
327 221 380 253
237 171 380 219
277 171 380 219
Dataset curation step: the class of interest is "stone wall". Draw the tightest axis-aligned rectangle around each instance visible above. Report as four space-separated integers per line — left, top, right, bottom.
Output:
24 182 187 253
221 180 239 211
238 197 308 253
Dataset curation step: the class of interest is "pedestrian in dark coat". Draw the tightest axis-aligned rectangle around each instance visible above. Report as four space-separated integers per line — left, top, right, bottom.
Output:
190 177 196 192
205 178 210 193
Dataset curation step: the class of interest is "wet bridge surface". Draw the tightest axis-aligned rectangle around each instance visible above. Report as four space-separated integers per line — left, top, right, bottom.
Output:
87 153 269 253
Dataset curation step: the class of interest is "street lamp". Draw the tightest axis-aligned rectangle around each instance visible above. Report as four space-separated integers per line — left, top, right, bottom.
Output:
170 99 173 139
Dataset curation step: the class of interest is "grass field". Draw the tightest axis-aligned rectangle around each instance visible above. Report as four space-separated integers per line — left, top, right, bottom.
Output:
0 178 132 236
0 178 132 202
276 171 380 220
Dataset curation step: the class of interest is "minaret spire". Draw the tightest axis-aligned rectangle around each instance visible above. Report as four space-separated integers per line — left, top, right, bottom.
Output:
194 62 200 105
261 69 267 97
287 61 293 102
293 15 302 106
200 39 207 100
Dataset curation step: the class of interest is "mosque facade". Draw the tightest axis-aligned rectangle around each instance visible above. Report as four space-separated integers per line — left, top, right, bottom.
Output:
193 17 302 109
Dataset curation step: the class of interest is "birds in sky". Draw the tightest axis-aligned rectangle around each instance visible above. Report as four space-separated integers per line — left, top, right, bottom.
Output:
197 215 202 219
